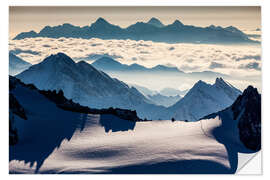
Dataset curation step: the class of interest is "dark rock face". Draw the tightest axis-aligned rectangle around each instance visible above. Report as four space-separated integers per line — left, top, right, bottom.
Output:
231 86 261 151
9 93 27 145
9 93 27 120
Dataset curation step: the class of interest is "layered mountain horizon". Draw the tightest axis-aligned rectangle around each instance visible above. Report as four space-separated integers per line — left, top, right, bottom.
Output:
91 55 229 78
15 52 168 119
15 52 243 121
13 17 258 44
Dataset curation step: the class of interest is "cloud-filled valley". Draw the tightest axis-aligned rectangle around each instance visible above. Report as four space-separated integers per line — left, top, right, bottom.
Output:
9 37 261 91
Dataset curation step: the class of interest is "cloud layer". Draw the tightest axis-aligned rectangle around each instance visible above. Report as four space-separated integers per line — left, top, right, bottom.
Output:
9 37 261 79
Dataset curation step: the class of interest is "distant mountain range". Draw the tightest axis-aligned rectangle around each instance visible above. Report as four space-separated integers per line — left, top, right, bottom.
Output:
92 56 181 73
13 17 258 44
160 87 188 97
129 84 183 107
130 84 188 97
9 52 32 76
15 52 242 121
147 94 182 107
91 56 230 78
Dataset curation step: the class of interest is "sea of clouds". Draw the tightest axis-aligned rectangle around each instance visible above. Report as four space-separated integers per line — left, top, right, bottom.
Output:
9 37 261 91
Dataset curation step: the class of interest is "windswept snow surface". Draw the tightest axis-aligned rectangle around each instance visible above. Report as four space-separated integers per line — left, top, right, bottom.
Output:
9 114 255 174
9 78 255 174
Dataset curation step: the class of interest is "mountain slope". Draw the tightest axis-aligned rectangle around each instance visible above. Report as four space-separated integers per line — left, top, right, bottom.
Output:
9 52 32 76
13 18 257 44
163 78 242 121
16 53 165 119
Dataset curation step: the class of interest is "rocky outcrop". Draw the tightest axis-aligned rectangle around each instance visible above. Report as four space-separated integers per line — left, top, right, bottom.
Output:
231 86 261 151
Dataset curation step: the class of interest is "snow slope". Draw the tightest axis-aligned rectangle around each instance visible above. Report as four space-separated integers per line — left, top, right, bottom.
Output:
164 78 242 121
9 78 256 174
9 52 32 76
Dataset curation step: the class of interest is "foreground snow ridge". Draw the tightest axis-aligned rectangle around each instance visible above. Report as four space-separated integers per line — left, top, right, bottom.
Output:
9 76 259 174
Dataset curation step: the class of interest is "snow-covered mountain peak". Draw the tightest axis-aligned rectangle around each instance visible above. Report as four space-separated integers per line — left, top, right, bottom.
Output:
192 79 209 89
16 53 166 119
166 78 242 121
214 77 227 87
214 77 233 89
214 77 242 99
41 52 75 67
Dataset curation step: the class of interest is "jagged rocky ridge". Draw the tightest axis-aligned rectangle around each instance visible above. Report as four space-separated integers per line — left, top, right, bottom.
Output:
13 17 257 44
202 86 261 151
231 86 261 151
9 93 27 145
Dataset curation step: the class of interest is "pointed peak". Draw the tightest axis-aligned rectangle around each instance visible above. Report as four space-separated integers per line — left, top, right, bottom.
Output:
214 77 231 87
94 17 109 25
147 17 164 27
215 77 226 84
194 79 208 87
42 52 75 65
149 17 160 21
54 52 71 59
172 20 184 26
242 85 259 97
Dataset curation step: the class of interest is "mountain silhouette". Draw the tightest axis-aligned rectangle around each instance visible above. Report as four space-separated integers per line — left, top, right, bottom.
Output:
13 17 258 44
